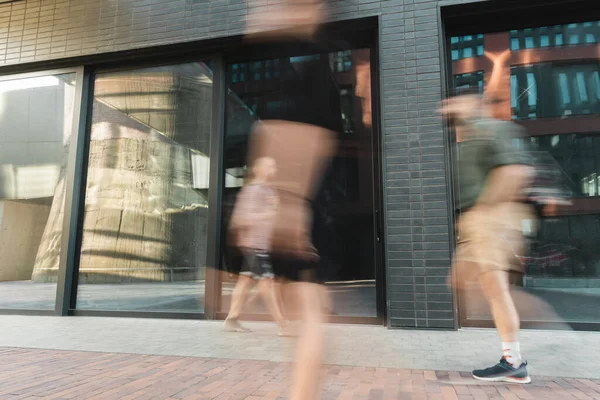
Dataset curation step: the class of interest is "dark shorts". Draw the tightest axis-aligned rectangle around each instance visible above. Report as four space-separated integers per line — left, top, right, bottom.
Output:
271 254 319 283
240 250 275 279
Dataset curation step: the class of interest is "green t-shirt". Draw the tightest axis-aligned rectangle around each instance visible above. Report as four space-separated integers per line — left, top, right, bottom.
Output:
454 118 530 210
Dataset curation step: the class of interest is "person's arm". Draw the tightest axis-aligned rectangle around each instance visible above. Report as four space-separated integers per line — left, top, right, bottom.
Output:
475 126 534 207
476 164 533 206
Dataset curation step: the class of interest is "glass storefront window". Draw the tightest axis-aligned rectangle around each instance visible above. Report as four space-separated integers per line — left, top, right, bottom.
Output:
0 73 76 310
221 48 377 318
75 63 213 312
451 19 600 325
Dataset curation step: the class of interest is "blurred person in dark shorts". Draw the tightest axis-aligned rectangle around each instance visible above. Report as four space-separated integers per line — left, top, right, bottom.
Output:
224 157 291 336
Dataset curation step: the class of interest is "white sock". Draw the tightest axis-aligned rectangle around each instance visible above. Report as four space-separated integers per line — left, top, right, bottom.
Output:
502 342 522 367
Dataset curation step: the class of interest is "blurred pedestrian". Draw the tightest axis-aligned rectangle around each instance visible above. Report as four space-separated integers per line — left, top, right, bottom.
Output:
443 91 535 383
224 157 292 336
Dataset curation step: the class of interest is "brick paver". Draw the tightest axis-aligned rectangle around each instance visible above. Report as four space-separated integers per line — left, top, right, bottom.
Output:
0 348 598 399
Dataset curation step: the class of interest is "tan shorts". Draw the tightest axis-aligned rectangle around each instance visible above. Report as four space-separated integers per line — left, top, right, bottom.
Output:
450 203 535 288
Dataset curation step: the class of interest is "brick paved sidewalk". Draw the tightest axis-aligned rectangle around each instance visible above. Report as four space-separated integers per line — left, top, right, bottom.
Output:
1 348 599 400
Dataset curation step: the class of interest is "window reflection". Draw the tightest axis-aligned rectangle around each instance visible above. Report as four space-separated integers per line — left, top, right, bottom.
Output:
221 49 377 317
451 19 600 325
76 63 214 312
450 34 484 60
510 21 600 50
454 71 484 94
510 63 600 120
0 73 76 310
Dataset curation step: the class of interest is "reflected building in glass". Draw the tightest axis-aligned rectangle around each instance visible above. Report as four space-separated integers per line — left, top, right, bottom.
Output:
451 20 600 325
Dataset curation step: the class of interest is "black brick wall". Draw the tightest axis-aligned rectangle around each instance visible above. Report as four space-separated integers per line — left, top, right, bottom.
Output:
0 0 462 329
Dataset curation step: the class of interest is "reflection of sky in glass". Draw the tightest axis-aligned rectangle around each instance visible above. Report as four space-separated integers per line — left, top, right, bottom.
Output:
510 75 519 109
526 72 537 107
525 37 534 49
511 38 519 50
556 33 563 45
569 34 580 45
290 55 319 63
585 33 595 44
450 35 483 59
559 73 571 105
576 72 588 102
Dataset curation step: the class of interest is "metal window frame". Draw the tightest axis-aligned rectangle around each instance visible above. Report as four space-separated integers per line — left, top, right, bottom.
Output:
68 56 225 319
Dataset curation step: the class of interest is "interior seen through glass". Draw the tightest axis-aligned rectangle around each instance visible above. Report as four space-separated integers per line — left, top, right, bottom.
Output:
220 49 378 317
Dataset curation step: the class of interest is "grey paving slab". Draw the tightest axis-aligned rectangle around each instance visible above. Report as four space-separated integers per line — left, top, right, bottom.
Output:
0 315 598 379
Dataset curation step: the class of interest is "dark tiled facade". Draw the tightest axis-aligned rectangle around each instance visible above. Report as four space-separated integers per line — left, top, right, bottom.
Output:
0 0 456 329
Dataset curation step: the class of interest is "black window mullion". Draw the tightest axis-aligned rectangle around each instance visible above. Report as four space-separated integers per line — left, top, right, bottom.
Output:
204 55 226 319
55 67 94 316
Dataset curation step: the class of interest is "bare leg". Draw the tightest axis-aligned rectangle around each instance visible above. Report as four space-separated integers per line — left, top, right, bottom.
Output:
274 279 286 317
257 278 285 325
225 274 254 332
479 270 519 342
289 282 325 400
320 285 333 321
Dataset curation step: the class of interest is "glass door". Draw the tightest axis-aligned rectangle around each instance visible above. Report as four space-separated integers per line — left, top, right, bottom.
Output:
218 46 381 319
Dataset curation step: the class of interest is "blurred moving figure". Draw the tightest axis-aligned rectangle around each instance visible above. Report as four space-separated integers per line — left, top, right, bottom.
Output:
244 0 326 42
247 120 337 400
443 91 536 384
224 157 291 336
239 2 340 398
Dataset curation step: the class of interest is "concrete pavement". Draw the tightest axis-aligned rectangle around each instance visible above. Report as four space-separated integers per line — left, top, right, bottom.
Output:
0 316 598 380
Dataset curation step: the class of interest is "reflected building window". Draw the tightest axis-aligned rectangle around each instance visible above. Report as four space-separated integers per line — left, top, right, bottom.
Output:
454 71 484 94
450 34 484 60
231 59 282 83
510 21 600 50
511 63 600 119
339 87 356 135
331 50 352 73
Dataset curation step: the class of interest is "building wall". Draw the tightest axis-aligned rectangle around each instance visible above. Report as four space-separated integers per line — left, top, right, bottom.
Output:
0 0 457 328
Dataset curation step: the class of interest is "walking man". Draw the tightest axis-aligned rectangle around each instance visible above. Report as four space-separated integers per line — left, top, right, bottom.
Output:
444 91 535 383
